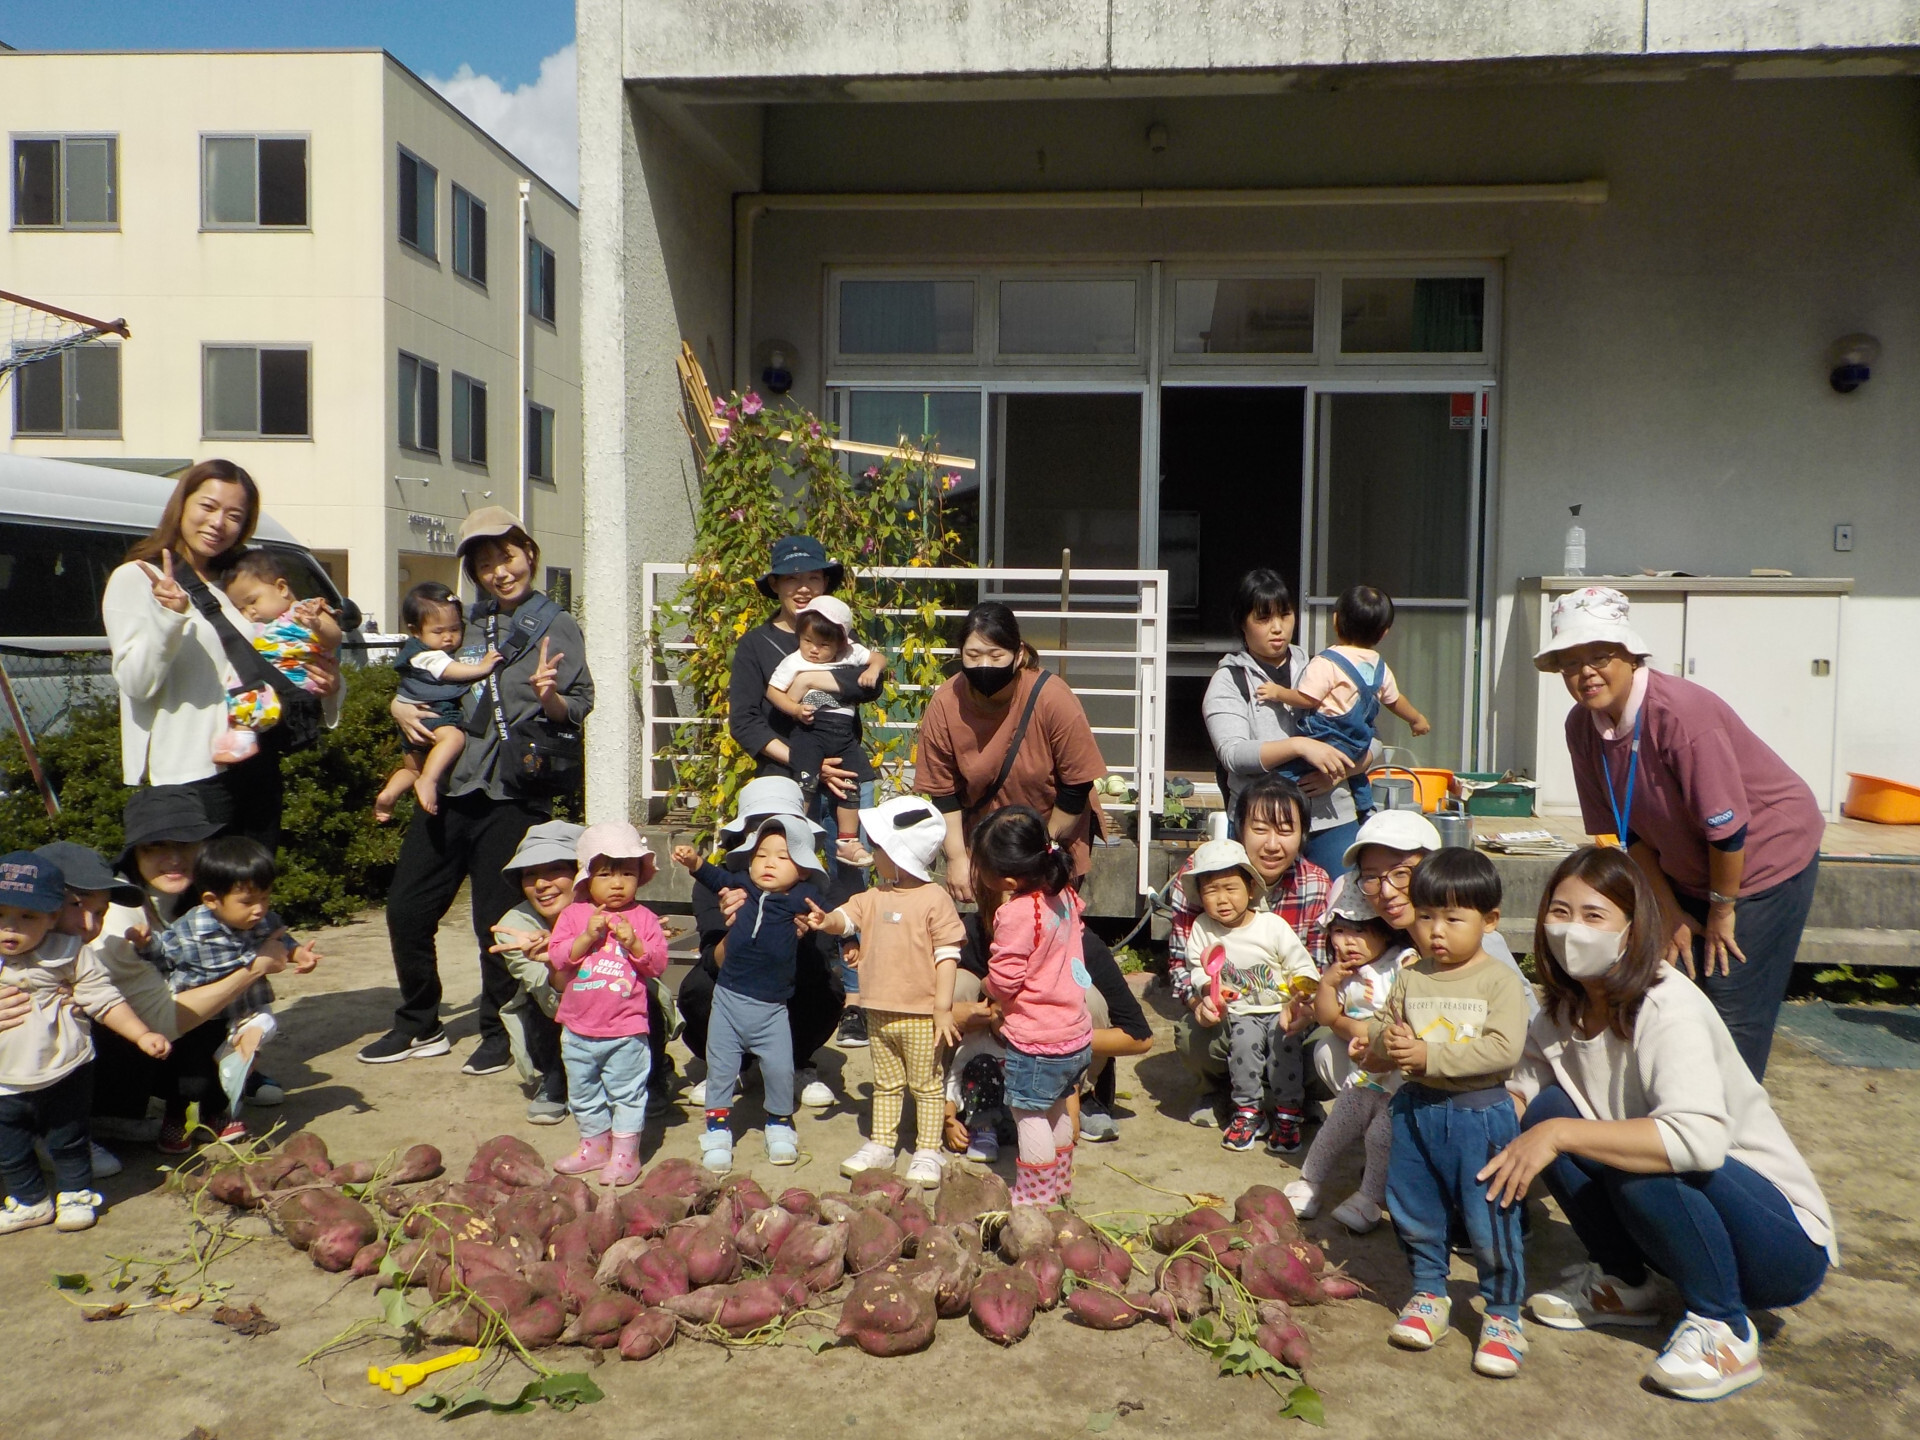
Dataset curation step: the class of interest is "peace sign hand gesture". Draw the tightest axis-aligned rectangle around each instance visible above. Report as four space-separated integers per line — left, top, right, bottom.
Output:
137 551 191 614
529 636 565 715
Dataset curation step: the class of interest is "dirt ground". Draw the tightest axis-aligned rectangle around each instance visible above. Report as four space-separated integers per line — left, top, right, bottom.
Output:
9 895 1918 1440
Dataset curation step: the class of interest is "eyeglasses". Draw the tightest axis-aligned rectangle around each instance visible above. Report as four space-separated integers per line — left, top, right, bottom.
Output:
1358 866 1416 895
1550 650 1629 677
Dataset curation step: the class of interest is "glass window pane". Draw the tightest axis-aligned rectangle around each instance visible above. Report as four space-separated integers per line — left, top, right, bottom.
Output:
69 346 119 433
257 139 307 226
1000 393 1139 568
453 190 470 274
0 520 135 637
1369 608 1467 769
839 280 974 355
1340 277 1485 354
420 362 439 451
13 352 64 433
259 349 309 436
398 354 419 449
998 280 1136 356
1173 278 1314 354
13 139 59 226
463 193 487 283
1321 392 1471 599
846 390 981 463
205 346 259 434
398 154 419 245
63 138 115 225
204 138 257 225
467 381 486 465
416 161 437 257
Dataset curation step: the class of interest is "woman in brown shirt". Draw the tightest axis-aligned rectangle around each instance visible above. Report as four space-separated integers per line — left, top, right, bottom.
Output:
915 603 1108 902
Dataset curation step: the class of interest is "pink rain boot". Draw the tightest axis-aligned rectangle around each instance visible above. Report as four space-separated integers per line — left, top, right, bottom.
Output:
599 1132 642 1187
1047 1144 1077 1204
554 1131 611 1175
1010 1158 1051 1208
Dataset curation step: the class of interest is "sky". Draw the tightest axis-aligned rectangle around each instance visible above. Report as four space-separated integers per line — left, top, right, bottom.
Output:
0 1 580 199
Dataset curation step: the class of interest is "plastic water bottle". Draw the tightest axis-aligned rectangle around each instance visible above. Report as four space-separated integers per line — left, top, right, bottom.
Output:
1563 505 1587 577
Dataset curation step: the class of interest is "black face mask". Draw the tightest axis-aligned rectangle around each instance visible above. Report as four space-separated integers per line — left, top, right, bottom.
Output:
962 662 1018 697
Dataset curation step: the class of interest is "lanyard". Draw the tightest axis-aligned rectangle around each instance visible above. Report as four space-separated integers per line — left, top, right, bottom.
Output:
1600 708 1643 845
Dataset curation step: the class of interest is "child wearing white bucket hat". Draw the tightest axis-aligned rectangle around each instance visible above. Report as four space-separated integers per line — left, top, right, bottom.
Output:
802 795 967 1187
764 594 888 866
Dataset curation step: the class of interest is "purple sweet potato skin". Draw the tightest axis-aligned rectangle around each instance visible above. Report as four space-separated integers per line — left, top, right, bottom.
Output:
1066 1286 1147 1331
575 1290 644 1348
506 1295 568 1348
277 1189 377 1251
934 1164 1011 1227
715 1278 797 1337
349 1239 389 1277
1017 1248 1066 1309
683 1219 744 1288
969 1267 1040 1345
846 1207 906 1276
617 1308 677 1360
836 1269 940 1356
391 1144 445 1184
309 1223 368 1272
1240 1243 1325 1305
1233 1184 1301 1237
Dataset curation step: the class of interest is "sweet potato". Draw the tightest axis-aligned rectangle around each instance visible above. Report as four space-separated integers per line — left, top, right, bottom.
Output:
1239 1215 1283 1248
1148 1205 1231 1254
915 1227 979 1318
421 1300 483 1347
736 1205 802 1265
573 1289 643 1348
206 1169 257 1210
466 1135 547 1190
1066 1286 1150 1330
1059 1233 1104 1281
617 1192 688 1239
468 1272 538 1320
524 1259 600 1315
547 1174 595 1222
547 1218 594 1267
637 1157 715 1208
816 1191 861 1225
310 1223 369 1273
715 1277 801 1337
615 1245 691 1307
1240 1243 1324 1306
1048 1211 1094 1250
719 1177 775 1215
380 1239 432 1291
836 1267 940 1356
507 1295 567 1348
661 1287 726 1326
449 1242 519 1287
999 1206 1054 1262
1234 1184 1301 1238
1154 1254 1211 1320
1017 1247 1065 1309
276 1189 377 1251
1191 1224 1251 1273
969 1266 1040 1344
243 1156 301 1198
1286 1238 1326 1275
1317 1272 1364 1301
772 1221 849 1294
1256 1318 1313 1370
390 1144 445 1185
887 1194 933 1252
846 1206 906 1276
584 1202 624 1259
617 1307 677 1361
275 1132 331 1177
849 1169 908 1208
594 1236 653 1288
349 1239 389 1278
328 1159 376 1186
1098 1238 1134 1289
683 1218 743 1288
935 1163 1011 1227
778 1188 820 1218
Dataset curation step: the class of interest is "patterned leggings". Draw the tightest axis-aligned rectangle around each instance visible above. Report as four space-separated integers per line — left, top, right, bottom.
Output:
1299 1084 1393 1206
866 1009 944 1152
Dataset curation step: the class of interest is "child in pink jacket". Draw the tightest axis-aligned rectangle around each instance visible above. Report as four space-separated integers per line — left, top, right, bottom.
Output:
546 822 669 1187
973 806 1093 1205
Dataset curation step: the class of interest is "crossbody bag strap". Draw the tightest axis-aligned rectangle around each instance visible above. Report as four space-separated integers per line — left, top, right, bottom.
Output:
177 560 304 706
478 594 567 738
963 670 1051 821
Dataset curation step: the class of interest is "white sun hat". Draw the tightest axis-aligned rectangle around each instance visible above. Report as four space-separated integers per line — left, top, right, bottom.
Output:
796 594 856 642
1533 586 1653 673
1341 810 1443 869
858 794 948 882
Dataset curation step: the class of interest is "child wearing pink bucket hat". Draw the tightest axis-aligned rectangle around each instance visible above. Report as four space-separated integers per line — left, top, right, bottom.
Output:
544 822 669 1186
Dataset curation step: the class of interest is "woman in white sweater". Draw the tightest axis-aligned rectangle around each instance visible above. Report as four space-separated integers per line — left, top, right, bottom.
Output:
100 460 339 850
1481 846 1835 1403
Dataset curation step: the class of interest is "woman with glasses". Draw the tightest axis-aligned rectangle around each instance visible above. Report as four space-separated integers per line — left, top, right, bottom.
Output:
1537 588 1823 1082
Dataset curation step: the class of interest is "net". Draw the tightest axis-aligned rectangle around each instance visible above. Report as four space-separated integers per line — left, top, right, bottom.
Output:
0 287 130 387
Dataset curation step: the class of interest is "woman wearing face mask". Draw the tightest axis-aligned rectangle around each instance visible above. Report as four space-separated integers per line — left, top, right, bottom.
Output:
915 603 1108 904
1480 846 1835 1403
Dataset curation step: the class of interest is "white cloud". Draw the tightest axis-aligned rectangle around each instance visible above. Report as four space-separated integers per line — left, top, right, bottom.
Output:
428 44 578 204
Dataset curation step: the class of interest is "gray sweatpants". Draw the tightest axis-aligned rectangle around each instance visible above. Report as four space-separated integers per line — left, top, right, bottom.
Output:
706 988 795 1119
1226 1011 1305 1113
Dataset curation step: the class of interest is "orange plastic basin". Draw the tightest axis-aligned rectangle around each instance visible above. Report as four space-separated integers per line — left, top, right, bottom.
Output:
1843 773 1920 826
1369 766 1455 813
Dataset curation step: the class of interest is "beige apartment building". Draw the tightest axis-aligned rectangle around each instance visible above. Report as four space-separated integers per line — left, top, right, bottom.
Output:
2 48 580 633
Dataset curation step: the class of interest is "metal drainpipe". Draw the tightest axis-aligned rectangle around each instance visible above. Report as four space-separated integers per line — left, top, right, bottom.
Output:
517 180 532 525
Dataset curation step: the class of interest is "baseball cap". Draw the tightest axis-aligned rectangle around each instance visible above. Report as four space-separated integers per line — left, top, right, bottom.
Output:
35 842 144 907
1341 810 1443 869
0 851 67 914
504 821 585 874
859 795 947 883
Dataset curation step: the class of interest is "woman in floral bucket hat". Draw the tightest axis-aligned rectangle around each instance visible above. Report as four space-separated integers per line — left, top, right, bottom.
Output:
1538 586 1823 1081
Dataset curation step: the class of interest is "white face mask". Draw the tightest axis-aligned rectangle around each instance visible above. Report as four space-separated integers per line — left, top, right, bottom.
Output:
1545 921 1628 979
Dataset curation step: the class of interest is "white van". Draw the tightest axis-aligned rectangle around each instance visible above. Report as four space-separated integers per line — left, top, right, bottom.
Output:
0 453 358 649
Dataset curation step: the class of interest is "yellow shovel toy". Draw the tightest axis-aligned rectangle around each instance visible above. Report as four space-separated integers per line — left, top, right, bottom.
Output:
367 1346 482 1395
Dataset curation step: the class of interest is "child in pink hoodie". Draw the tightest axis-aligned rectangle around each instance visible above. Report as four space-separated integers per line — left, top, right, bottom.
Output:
973 805 1093 1206
545 822 669 1187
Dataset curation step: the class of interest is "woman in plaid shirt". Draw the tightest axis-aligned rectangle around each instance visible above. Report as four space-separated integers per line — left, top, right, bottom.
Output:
1171 774 1332 1128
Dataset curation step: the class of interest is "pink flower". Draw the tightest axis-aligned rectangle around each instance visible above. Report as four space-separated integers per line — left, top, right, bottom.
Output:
741 392 764 416
729 508 746 522
712 395 731 416
808 422 822 438
714 422 731 443
863 538 877 554
863 467 880 480
942 472 960 490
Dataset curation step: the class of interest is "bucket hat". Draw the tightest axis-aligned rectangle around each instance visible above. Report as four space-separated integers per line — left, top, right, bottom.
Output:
858 795 947 883
1533 586 1653 673
718 777 829 850
1185 838 1264 897
736 814 826 878
573 821 657 894
1341 810 1443 869
756 535 845 599
504 821 585 875
1327 877 1385 925
116 785 221 872
795 594 856 644
35 842 144 907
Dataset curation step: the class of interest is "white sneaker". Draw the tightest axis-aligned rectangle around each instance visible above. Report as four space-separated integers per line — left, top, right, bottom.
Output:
54 1190 102 1232
90 1143 123 1180
797 1067 834 1108
1282 1179 1321 1220
904 1149 945 1188
1527 1261 1662 1331
1647 1312 1763 1401
698 1129 734 1174
0 1196 54 1234
965 1127 1000 1163
685 1079 708 1107
839 1142 897 1178
1187 1096 1222 1128
249 1077 287 1106
1331 1194 1381 1234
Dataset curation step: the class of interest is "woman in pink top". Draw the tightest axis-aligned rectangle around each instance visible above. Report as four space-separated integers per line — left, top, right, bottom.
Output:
974 806 1093 1207
545 822 670 1186
1540 588 1823 1082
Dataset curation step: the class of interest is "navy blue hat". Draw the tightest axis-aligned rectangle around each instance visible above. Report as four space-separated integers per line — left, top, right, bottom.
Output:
0 851 67 914
756 535 845 599
116 785 221 872
36 842 145 907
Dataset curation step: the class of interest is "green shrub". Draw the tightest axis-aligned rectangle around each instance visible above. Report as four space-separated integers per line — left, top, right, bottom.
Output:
0 663 407 928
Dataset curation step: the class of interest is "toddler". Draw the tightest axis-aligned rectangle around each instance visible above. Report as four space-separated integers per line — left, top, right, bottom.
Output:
375 582 503 821
765 595 886 865
489 820 584 1125
0 852 172 1235
1259 584 1429 814
1181 838 1318 1155
1362 847 1530 1380
673 817 827 1173
972 805 1093 1207
214 549 343 765
546 823 670 1188
1286 884 1414 1233
801 796 965 1188
151 837 320 1136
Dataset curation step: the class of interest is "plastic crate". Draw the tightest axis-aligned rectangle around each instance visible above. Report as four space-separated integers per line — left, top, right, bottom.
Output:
1453 772 1537 818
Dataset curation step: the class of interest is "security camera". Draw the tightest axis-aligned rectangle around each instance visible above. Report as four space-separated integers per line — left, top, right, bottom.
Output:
1829 333 1881 394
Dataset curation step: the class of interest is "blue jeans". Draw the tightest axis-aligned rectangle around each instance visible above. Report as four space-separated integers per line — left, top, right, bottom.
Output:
1676 859 1818 1082
707 987 795 1119
561 1031 651 1137
1002 1042 1092 1112
0 1065 92 1205
1388 1084 1526 1318
1523 1085 1829 1325
1302 819 1360 876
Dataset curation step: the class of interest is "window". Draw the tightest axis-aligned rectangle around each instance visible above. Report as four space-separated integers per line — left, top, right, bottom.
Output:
398 352 440 453
527 402 555 480
451 373 487 465
203 346 310 438
838 280 974 356
12 136 118 229
1340 277 1485 355
544 567 573 609
527 239 556 323
398 148 437 256
1172 278 1316 355
452 185 487 284
0 519 142 637
998 279 1137 356
11 343 121 437
201 136 307 228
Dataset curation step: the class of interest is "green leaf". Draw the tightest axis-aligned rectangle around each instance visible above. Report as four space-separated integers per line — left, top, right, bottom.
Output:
51 1272 92 1293
530 1373 604 1411
378 1287 418 1330
1277 1384 1325 1427
1087 1411 1118 1433
799 1333 836 1355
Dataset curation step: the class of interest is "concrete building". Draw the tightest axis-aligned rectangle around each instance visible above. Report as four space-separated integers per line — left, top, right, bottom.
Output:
2 49 581 633
579 1 1920 820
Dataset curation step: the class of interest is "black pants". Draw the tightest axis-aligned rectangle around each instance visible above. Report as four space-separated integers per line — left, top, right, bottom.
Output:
190 751 286 853
91 1029 161 1121
0 1066 94 1204
164 1018 229 1126
677 946 843 1071
1676 858 1819 1083
386 792 544 1042
786 712 874 805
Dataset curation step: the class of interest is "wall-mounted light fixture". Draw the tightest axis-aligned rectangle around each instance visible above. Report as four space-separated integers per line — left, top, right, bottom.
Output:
1146 121 1170 153
758 339 796 396
1829 333 1880 394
